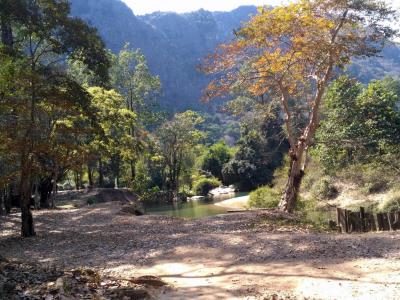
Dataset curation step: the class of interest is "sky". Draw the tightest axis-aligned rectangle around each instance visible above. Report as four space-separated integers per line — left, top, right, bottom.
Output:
122 0 287 15
122 0 400 15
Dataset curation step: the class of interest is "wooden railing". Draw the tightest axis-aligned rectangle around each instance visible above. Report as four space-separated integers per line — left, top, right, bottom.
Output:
337 207 400 233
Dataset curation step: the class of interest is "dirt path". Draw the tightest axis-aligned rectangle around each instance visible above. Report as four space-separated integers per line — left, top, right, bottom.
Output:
1 202 400 299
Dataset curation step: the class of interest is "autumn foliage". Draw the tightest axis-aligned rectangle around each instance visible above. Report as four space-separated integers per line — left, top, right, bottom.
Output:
203 0 397 212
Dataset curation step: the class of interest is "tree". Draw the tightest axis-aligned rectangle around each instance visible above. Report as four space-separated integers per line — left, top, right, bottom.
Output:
0 0 110 236
87 87 138 188
315 76 400 171
156 111 204 198
201 141 232 180
109 46 161 181
203 0 396 212
222 111 288 191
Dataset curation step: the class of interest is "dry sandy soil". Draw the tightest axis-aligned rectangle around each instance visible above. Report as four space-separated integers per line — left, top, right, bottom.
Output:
1 201 400 299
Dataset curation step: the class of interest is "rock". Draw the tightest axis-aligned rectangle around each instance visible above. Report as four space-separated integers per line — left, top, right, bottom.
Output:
209 186 235 196
189 196 205 201
174 193 187 202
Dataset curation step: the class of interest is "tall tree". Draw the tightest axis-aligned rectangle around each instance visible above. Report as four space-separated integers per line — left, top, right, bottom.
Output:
87 87 138 188
109 46 161 181
156 111 204 198
0 0 110 236
203 0 396 212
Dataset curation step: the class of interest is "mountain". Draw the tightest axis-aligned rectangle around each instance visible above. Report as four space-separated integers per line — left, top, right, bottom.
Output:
69 0 400 111
70 0 257 111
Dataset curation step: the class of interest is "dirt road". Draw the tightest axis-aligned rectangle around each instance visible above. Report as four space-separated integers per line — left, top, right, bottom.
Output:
1 202 400 299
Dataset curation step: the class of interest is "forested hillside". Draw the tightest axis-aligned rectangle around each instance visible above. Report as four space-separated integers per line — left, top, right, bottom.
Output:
2 1 400 299
69 0 399 112
69 0 257 111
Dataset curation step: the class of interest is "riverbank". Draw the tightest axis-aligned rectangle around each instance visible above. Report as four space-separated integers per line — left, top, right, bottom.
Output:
215 195 249 209
1 201 400 299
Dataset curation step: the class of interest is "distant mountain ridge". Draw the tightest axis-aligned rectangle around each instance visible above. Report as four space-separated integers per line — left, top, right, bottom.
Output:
70 0 257 111
69 0 400 111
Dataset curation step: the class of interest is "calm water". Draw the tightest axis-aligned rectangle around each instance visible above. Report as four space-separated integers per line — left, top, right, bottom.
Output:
143 192 248 219
143 192 337 223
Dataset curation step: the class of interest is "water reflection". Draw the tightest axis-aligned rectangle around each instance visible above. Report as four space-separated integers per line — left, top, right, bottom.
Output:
143 192 247 219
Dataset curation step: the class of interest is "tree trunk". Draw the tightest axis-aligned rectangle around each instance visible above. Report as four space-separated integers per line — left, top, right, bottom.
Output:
130 160 136 182
279 154 305 213
1 15 13 52
50 167 58 208
39 178 52 208
0 189 5 216
98 158 104 187
88 165 94 188
20 156 35 237
4 185 11 214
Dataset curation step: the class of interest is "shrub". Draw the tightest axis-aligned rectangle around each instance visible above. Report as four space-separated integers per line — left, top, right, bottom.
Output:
312 177 338 200
249 186 280 209
380 192 400 212
193 177 221 196
339 163 392 195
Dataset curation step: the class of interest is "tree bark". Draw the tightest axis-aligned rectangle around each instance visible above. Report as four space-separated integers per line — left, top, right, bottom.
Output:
39 177 52 208
88 165 94 188
130 160 136 182
279 152 305 213
20 155 35 237
98 158 104 188
4 184 11 214
0 188 5 216
50 167 58 208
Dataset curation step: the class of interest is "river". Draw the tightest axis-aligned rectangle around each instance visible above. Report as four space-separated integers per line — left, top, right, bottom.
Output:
143 192 248 218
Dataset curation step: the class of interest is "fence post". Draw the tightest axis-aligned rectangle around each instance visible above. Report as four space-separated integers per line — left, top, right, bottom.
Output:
360 207 365 232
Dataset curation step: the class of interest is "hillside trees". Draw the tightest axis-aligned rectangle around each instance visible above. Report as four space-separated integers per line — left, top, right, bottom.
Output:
87 87 139 188
109 46 161 182
156 111 205 198
200 141 232 180
315 76 400 172
204 0 397 212
222 110 288 191
0 0 110 236
68 45 162 187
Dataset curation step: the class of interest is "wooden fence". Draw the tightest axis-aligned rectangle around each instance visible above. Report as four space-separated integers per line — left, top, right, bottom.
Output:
337 207 400 233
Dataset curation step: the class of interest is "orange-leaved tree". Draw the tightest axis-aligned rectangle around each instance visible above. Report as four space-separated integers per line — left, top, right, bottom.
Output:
203 0 397 213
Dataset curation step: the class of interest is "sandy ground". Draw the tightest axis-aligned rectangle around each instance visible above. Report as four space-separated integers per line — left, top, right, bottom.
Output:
1 202 400 299
215 195 249 209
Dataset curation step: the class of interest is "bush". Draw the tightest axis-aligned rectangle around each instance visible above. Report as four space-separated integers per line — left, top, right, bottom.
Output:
193 177 221 196
312 177 338 200
249 186 280 209
339 163 392 195
380 192 400 212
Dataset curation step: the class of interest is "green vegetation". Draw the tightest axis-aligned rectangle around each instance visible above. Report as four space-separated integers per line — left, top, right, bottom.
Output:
249 186 280 209
311 177 338 201
380 192 400 213
200 142 232 181
1 0 399 241
193 177 221 196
